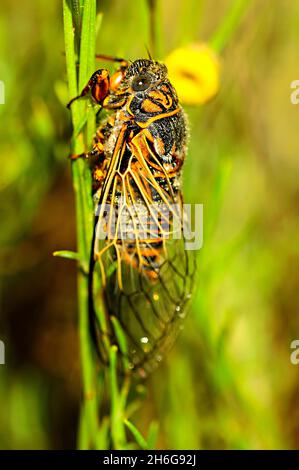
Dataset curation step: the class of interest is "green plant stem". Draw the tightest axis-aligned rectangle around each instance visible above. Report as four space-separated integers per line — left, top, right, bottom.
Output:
63 0 98 449
210 0 252 53
109 346 127 449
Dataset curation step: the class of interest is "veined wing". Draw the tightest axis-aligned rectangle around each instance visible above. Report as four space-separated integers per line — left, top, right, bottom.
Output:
90 125 196 375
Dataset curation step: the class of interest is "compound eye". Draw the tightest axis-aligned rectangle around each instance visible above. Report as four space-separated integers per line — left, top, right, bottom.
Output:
131 74 151 92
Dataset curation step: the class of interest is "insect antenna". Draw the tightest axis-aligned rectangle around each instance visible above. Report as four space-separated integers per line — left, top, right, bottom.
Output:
145 45 153 60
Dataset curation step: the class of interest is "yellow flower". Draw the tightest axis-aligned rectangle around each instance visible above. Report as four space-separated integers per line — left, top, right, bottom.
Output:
164 43 220 105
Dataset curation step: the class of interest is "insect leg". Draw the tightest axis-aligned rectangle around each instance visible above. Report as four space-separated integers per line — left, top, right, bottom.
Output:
67 69 110 108
68 117 114 161
68 143 103 161
95 53 129 67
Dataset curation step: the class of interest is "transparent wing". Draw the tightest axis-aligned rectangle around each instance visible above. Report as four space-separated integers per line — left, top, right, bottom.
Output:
90 124 196 375
100 231 196 376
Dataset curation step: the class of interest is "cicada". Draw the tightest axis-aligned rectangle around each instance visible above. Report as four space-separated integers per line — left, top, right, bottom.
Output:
68 55 196 376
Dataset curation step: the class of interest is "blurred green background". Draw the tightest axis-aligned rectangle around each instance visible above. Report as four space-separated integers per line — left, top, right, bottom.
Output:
1 0 299 449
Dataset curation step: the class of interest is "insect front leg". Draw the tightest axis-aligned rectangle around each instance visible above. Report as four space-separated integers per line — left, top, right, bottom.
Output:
68 143 103 161
67 62 126 160
67 69 110 109
67 59 128 109
69 115 113 160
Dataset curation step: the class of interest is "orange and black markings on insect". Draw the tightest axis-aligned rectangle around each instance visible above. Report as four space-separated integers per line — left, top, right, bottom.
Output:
68 56 196 377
